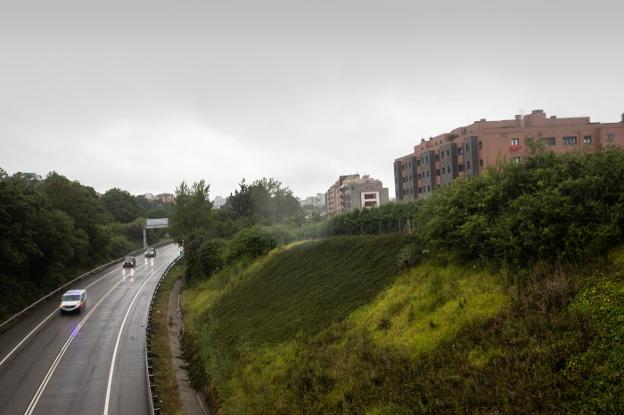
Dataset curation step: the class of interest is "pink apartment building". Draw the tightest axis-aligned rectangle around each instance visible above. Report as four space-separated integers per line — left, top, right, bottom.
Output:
394 110 624 201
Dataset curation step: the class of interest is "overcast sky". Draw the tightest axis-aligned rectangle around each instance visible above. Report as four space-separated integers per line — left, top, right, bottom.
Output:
1 0 623 199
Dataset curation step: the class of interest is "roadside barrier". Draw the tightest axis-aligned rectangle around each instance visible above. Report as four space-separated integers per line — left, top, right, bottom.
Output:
145 252 183 415
0 240 173 333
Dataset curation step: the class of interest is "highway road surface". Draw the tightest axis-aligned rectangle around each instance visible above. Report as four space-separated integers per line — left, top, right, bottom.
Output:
0 243 180 415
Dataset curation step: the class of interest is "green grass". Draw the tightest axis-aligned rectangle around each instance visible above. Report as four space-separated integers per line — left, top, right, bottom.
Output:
208 235 411 349
182 237 624 414
349 263 507 356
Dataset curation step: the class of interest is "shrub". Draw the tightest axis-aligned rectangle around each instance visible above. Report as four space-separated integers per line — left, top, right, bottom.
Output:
223 225 277 264
184 231 225 282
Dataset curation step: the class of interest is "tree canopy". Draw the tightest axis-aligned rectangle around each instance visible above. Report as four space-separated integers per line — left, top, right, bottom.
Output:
101 187 143 223
170 180 213 243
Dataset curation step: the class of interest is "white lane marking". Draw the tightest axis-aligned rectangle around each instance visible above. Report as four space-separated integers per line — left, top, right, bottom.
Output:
0 261 141 369
0 247 175 368
22 249 177 415
102 259 171 415
22 277 125 415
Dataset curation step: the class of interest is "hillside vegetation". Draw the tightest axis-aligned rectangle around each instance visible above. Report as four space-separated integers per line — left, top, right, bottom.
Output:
180 149 624 414
184 239 624 414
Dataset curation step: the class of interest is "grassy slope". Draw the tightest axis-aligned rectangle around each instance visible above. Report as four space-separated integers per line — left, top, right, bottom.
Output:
212 235 413 348
184 238 624 414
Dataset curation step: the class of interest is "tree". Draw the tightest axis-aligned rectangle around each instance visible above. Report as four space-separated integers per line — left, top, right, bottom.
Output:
225 178 301 225
39 172 110 260
170 180 213 243
101 187 143 223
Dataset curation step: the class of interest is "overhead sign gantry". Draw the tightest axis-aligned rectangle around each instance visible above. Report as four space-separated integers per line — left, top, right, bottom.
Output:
143 218 169 249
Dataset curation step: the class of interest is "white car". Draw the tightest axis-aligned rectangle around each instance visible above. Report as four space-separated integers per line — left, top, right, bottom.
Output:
59 289 87 314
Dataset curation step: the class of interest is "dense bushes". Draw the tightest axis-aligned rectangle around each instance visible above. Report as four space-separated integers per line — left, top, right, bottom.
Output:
223 226 278 264
414 149 624 269
183 225 298 282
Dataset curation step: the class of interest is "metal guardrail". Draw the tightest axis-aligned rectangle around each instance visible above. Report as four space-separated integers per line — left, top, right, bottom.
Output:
145 252 183 415
0 240 172 333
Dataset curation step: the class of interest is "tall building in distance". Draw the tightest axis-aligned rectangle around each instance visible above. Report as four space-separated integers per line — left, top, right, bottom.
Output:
394 110 624 201
325 174 389 215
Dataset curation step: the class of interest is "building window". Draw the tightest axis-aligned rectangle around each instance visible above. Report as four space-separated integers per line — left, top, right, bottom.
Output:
511 138 520 146
478 141 482 150
446 149 450 157
426 171 430 178
563 136 577 145
541 137 556 146
466 160 471 170
457 147 464 155
427 185 431 192
479 159 483 167
418 187 422 193
608 133 615 142
363 193 377 200
458 164 464 172
465 142 470 151
512 157 521 164
436 169 440 176
583 135 592 144
435 154 440 161
416 160 421 166
442 166 446 174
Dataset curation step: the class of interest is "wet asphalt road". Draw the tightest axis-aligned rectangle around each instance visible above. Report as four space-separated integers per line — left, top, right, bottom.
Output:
0 244 180 415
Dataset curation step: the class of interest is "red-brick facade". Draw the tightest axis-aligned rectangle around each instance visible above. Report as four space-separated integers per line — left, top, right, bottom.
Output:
394 110 624 201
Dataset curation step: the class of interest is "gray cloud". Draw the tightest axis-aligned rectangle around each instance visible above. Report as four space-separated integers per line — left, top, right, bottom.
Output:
1 0 623 198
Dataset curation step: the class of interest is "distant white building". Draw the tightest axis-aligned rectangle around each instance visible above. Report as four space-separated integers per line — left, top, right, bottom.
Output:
142 193 155 201
325 174 389 215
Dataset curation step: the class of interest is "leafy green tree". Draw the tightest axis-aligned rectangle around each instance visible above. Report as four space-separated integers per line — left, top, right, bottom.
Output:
0 178 41 275
39 172 111 260
101 187 143 223
225 178 301 224
170 180 213 243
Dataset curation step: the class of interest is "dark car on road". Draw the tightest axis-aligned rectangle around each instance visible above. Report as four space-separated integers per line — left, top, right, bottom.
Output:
145 247 157 257
122 256 136 267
